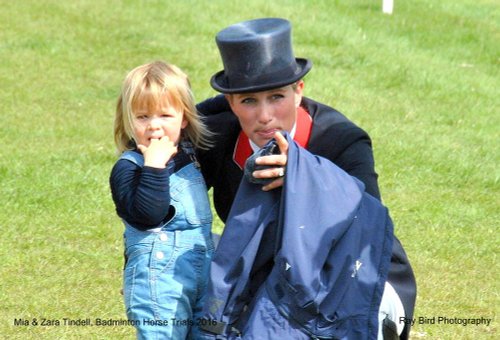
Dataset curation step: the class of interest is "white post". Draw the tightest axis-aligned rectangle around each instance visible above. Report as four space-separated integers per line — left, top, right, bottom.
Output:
383 0 394 14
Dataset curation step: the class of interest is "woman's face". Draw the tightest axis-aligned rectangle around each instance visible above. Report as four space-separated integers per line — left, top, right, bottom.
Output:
226 81 304 148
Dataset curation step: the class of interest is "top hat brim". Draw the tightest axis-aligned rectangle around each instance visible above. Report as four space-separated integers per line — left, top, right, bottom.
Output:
210 58 312 94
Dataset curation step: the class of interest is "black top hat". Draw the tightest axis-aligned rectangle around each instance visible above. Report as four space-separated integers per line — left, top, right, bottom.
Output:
210 18 312 94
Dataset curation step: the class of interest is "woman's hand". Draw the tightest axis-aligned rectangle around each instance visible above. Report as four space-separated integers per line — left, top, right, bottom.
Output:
138 136 178 169
253 131 288 191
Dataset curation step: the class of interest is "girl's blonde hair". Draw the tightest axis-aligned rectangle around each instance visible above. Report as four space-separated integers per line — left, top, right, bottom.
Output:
114 60 211 153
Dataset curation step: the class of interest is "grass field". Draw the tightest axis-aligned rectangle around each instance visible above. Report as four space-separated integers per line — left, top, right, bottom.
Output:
0 0 498 338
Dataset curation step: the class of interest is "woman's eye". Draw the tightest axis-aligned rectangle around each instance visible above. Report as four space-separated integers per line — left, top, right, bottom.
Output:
271 94 284 101
241 98 256 104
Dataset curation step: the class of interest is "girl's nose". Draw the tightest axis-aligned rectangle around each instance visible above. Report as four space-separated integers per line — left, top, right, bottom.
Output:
148 117 162 129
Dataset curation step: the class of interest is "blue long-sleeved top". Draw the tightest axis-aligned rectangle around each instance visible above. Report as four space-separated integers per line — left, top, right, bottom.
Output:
109 149 191 230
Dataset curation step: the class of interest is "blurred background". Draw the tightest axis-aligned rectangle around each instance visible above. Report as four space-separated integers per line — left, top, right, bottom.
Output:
0 1 498 338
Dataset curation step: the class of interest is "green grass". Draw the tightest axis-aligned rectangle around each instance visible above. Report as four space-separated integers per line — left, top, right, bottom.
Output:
1 0 498 338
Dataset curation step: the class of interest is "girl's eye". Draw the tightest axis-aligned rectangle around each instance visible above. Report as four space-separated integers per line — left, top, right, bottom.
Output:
271 94 284 101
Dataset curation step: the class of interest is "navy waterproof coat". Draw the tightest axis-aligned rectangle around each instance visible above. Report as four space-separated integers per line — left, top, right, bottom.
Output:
200 135 394 339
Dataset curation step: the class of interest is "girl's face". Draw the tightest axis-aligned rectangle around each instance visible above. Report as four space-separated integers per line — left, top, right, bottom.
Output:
132 93 187 147
226 81 304 148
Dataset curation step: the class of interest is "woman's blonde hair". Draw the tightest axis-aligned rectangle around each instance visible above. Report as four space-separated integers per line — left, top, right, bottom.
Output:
114 60 211 153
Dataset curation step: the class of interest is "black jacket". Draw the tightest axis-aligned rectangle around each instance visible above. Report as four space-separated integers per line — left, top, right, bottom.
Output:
196 96 380 221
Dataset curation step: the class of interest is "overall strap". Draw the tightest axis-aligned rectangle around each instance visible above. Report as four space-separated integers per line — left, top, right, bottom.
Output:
120 150 144 168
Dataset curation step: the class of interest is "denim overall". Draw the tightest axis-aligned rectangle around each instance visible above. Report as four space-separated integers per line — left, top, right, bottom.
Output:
120 145 214 340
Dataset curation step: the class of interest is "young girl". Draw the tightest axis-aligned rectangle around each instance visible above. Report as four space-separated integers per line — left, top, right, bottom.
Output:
110 61 213 339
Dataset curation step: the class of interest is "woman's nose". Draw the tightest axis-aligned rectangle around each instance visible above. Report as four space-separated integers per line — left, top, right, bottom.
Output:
257 103 273 124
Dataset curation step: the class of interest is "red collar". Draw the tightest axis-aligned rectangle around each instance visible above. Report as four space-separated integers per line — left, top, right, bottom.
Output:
233 107 312 169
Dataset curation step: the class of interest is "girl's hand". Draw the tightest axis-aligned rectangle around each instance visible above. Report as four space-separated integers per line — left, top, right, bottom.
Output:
253 131 288 191
138 136 178 169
